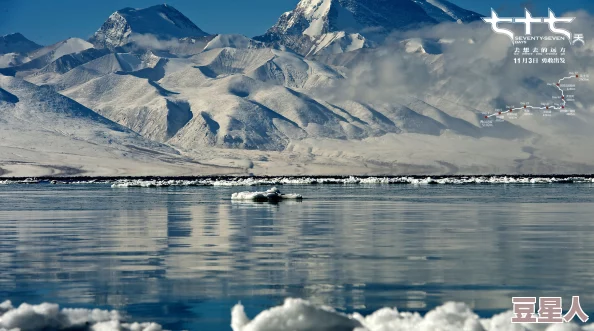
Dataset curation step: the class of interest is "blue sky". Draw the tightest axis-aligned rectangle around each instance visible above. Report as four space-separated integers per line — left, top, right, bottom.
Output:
0 0 592 45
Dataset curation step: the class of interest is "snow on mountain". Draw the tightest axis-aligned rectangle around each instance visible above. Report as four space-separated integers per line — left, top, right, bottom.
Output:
0 33 42 55
61 72 192 142
0 75 163 147
264 0 425 38
0 74 215 176
257 0 482 56
42 41 473 153
30 38 93 61
57 58 348 150
306 31 370 56
7 38 94 76
41 48 110 74
257 32 372 57
269 0 481 37
22 30 531 158
203 34 266 52
27 51 161 89
90 4 209 50
140 36 215 56
261 0 435 38
4 3 592 176
0 33 42 69
167 74 356 151
0 53 28 69
185 47 345 89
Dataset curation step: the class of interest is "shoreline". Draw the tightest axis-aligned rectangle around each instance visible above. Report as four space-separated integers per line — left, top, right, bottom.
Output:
1 175 594 186
1 174 594 181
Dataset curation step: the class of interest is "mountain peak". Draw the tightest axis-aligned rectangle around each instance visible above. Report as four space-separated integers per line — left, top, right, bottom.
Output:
0 33 42 55
260 0 482 39
2 33 26 39
90 4 209 50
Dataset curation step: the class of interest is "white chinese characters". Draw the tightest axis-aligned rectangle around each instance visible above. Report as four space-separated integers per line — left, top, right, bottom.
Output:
511 296 589 324
483 9 578 45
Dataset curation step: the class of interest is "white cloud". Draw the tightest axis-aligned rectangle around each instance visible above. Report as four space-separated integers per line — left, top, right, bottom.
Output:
318 12 594 115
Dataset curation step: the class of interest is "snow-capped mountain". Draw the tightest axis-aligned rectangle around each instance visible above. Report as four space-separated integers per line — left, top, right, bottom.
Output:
0 33 41 55
0 53 26 69
6 38 94 77
0 75 216 176
90 4 209 50
256 0 482 56
264 0 481 37
263 0 434 38
0 33 43 69
25 50 158 89
31 48 110 77
203 34 266 52
2 3 593 176
56 47 349 148
265 32 373 57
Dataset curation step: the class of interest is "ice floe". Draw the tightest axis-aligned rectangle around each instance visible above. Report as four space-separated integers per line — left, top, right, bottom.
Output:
87 176 594 187
0 178 42 185
0 300 164 331
1 298 592 331
0 176 593 187
231 187 303 202
231 298 594 331
110 179 210 188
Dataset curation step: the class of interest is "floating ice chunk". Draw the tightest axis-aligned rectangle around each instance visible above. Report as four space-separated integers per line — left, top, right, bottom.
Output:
231 187 303 202
0 300 164 331
231 298 363 331
0 178 41 185
350 302 487 331
232 299 591 331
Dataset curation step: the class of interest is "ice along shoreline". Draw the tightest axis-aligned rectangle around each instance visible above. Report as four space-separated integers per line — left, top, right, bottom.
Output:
1 175 594 186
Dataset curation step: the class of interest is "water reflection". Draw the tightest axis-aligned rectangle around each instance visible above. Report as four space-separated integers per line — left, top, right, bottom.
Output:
0 184 593 329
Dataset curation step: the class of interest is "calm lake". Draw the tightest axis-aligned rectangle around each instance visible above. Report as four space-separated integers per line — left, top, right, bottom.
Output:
1 183 593 330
